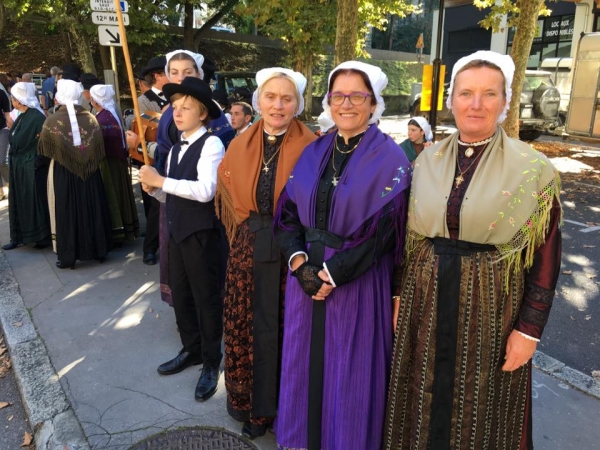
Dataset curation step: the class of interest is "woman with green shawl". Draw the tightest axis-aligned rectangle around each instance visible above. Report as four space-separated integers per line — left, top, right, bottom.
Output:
398 116 432 164
2 82 51 250
384 51 562 450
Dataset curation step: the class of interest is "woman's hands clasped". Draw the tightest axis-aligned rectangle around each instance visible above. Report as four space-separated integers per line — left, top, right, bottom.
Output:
292 261 334 300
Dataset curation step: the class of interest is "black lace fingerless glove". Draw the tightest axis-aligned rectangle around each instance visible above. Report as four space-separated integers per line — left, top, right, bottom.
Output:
292 262 324 296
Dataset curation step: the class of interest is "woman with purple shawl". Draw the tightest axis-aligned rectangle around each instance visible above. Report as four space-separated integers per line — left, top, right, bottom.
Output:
90 84 140 242
273 61 411 450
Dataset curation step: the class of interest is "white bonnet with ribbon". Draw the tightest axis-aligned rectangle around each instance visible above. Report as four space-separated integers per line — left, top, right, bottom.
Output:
11 82 45 116
252 67 307 117
446 50 514 123
322 60 388 125
55 79 84 146
317 111 335 134
164 50 205 82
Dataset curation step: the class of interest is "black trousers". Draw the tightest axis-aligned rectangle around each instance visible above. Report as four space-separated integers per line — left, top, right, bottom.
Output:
169 229 223 368
141 187 159 254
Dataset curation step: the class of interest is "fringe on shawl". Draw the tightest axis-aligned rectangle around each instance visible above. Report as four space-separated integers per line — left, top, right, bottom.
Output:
215 176 242 246
405 173 562 291
495 173 562 289
38 136 105 181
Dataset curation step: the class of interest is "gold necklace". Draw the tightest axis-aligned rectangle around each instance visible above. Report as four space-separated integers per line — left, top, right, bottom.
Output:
262 145 281 173
454 144 487 188
336 140 360 154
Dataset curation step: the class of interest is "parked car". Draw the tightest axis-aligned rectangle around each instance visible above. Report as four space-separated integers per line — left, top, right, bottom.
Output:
211 71 257 108
410 70 561 141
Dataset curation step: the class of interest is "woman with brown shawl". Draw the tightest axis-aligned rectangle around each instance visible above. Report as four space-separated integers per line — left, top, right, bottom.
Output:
38 78 112 269
384 51 562 450
215 67 315 439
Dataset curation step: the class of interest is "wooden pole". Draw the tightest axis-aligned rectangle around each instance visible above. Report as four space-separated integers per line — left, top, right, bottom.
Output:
113 0 149 165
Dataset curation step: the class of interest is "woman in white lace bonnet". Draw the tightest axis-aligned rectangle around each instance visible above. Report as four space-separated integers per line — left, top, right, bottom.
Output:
384 50 563 450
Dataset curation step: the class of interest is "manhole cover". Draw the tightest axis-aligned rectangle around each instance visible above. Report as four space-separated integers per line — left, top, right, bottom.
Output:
130 427 259 450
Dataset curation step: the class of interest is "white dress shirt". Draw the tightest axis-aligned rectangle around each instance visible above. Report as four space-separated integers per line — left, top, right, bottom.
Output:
150 126 225 204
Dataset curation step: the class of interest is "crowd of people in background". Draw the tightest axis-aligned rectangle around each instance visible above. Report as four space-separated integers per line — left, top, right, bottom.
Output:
0 49 562 450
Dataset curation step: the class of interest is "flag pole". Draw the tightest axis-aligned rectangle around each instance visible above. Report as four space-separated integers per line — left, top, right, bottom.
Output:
112 0 150 165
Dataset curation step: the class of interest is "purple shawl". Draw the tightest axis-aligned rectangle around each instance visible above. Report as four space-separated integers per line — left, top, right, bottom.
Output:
280 124 411 257
96 109 127 161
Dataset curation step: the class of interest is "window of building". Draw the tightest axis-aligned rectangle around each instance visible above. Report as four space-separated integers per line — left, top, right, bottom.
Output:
508 14 574 68
447 28 491 53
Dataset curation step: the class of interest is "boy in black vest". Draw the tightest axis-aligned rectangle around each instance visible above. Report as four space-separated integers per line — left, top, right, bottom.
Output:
138 77 225 402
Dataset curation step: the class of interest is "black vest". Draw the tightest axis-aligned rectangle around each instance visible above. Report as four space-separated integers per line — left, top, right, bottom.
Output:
166 133 217 243
143 89 168 109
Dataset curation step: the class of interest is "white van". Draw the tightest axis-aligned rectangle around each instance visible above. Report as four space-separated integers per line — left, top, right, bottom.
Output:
565 32 600 139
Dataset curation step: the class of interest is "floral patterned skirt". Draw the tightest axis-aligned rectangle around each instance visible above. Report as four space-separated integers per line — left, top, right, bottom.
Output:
224 220 286 426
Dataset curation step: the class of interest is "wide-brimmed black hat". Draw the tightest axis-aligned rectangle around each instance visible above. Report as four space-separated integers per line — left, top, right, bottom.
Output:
60 63 81 82
141 56 167 77
81 73 102 90
163 77 222 120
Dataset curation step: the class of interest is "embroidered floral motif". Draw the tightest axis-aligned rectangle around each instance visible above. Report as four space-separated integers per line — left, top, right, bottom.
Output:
381 164 411 198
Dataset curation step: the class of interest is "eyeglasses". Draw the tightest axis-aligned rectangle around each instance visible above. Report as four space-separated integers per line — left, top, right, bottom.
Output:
327 92 372 106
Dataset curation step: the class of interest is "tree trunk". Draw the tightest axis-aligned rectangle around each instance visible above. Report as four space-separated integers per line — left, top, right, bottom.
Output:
503 0 545 139
334 0 359 65
63 31 73 63
183 1 194 50
99 45 111 72
69 25 97 75
0 3 6 41
294 56 314 121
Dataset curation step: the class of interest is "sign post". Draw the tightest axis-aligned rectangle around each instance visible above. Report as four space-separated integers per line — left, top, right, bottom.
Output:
110 0 150 165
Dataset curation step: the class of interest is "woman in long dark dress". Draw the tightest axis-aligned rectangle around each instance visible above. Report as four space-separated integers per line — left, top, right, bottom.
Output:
90 84 140 241
215 68 316 439
2 82 50 250
273 61 411 450
384 51 562 450
38 78 112 269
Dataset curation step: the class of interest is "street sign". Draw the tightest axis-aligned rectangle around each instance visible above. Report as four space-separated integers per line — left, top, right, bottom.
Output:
92 11 129 26
90 0 128 13
98 25 122 47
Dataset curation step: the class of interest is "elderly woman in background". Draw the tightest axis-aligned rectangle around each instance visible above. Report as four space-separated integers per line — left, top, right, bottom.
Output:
2 82 50 250
384 51 562 450
38 78 112 269
273 61 411 450
399 116 432 163
90 84 140 242
215 68 315 439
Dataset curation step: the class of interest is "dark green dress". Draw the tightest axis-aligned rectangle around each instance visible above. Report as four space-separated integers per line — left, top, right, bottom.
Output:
7 108 51 245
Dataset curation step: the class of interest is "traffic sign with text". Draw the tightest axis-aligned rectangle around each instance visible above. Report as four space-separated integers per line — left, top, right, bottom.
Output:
97 25 122 47
90 0 128 13
92 12 129 26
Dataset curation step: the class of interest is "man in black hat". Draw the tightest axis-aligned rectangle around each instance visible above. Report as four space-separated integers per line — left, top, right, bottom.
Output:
80 73 102 114
138 56 169 115
130 56 169 266
138 77 225 402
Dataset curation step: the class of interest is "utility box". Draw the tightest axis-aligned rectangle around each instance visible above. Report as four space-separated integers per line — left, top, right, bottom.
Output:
566 32 600 139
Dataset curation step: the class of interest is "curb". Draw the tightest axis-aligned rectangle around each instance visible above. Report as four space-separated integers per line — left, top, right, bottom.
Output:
0 250 90 450
532 351 600 400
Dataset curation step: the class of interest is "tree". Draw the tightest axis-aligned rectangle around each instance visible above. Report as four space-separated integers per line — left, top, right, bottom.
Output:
241 0 337 119
475 0 556 138
334 0 417 64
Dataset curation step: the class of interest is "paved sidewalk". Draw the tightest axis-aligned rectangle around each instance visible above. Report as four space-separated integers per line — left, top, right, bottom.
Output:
0 148 599 449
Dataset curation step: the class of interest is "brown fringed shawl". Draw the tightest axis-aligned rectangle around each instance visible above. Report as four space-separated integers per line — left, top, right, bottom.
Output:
38 105 106 180
215 118 316 242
